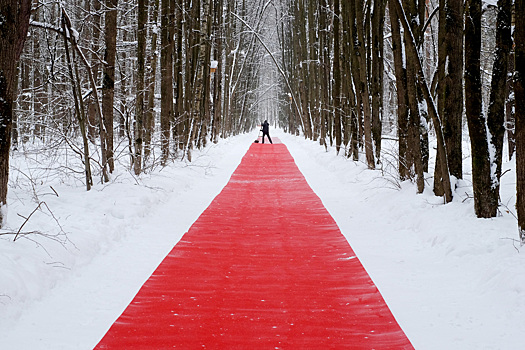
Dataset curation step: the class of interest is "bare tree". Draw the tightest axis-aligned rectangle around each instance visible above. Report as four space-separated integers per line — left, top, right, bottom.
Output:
0 0 32 227
486 0 512 215
102 0 118 177
390 0 453 202
371 0 386 160
389 2 410 180
464 0 511 218
134 0 147 175
144 0 160 164
160 0 173 164
354 0 375 168
515 0 525 240
434 0 464 197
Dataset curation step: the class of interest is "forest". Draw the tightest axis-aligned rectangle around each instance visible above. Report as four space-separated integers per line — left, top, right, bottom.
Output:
1 0 524 239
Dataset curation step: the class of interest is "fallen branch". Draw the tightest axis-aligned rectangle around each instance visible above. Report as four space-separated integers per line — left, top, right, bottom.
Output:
12 202 65 242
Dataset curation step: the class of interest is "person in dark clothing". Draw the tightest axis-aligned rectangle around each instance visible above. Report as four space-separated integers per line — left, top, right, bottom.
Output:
261 120 273 144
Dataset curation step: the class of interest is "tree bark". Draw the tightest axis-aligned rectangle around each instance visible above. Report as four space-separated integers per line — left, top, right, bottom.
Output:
160 0 173 164
391 0 453 202
435 0 464 196
211 0 223 143
88 0 102 142
333 0 342 153
515 0 525 240
144 0 160 165
403 0 424 193
486 0 512 215
102 0 118 175
389 3 410 180
134 0 146 175
175 0 184 150
308 0 320 141
318 0 331 149
506 50 516 160
297 0 311 139
371 0 386 160
0 0 32 226
356 0 375 168
465 0 494 217
11 62 19 151
198 0 212 149
62 11 93 192
32 9 46 139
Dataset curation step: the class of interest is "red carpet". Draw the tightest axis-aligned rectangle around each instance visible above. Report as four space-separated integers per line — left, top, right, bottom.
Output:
95 138 414 349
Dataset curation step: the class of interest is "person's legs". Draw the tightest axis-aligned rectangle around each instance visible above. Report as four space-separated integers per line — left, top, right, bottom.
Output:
262 134 265 143
268 134 273 144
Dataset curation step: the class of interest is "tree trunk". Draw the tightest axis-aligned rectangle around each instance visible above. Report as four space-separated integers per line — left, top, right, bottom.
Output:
175 0 185 150
0 0 32 226
391 0 453 202
88 0 102 142
403 0 424 193
371 0 386 160
333 0 342 153
297 0 311 139
515 0 525 240
341 0 358 160
355 0 375 168
443 0 464 179
144 0 160 165
486 0 512 214
20 61 30 144
134 0 146 175
435 0 457 191
186 0 203 159
11 63 19 151
465 0 494 217
62 11 93 192
211 0 223 143
223 1 233 138
102 0 118 175
318 0 330 149
389 3 410 180
506 50 516 160
160 0 173 164
199 0 212 149
435 0 464 196
32 9 46 139
308 0 320 141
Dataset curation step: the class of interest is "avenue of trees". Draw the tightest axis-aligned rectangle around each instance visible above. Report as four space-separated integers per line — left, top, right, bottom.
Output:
276 0 525 239
1 0 525 240
1 0 266 225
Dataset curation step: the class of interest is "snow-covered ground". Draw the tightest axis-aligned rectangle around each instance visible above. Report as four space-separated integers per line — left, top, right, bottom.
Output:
1 129 523 349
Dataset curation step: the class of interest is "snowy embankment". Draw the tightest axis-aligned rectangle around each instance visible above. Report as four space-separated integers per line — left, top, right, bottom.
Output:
279 129 524 350
1 129 524 349
0 133 253 349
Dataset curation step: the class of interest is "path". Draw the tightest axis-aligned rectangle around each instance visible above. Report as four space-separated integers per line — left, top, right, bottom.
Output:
95 139 413 349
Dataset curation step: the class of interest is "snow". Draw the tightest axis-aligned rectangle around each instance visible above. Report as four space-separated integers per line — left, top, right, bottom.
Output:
152 24 159 35
280 130 524 350
1 129 524 349
70 28 80 42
